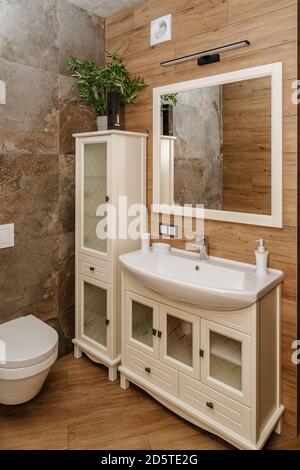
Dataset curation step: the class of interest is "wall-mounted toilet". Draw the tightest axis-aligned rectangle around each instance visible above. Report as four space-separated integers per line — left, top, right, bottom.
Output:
0 315 58 405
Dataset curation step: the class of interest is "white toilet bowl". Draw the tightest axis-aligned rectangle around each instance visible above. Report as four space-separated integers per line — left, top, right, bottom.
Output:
0 315 58 405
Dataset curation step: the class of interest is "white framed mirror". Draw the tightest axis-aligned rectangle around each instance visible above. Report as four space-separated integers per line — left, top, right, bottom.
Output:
152 63 283 228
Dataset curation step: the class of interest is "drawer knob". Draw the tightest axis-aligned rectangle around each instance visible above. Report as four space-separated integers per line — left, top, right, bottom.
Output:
89 267 95 272
206 402 214 410
145 367 151 374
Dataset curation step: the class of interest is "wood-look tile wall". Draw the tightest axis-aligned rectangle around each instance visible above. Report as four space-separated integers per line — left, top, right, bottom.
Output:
106 0 298 436
222 77 272 215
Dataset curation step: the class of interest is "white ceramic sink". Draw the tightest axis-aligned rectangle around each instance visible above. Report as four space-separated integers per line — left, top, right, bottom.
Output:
119 248 284 311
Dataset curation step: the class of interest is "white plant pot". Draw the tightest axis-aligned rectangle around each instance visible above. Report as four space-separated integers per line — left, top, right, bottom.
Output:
97 116 108 131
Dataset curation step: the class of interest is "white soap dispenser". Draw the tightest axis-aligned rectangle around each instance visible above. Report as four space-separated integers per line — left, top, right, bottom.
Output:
255 239 269 276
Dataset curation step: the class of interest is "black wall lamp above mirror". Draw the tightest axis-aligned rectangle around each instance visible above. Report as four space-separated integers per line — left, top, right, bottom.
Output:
160 40 250 67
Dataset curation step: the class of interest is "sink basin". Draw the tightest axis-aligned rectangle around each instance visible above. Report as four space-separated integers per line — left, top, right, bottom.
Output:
119 248 284 311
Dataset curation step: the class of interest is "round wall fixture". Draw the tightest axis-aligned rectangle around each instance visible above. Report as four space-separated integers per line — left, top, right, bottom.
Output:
154 19 167 41
150 14 172 46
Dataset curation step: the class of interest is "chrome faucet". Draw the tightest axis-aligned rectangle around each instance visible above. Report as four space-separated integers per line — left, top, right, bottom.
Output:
191 234 209 260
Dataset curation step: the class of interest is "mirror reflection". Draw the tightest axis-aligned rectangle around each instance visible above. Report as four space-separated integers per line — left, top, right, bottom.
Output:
160 76 272 215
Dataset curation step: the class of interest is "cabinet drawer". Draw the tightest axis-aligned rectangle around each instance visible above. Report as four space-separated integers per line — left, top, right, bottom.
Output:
78 255 113 284
179 374 251 439
125 345 178 396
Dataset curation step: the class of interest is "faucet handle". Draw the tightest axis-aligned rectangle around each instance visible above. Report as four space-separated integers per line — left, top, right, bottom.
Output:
195 233 207 246
186 235 209 259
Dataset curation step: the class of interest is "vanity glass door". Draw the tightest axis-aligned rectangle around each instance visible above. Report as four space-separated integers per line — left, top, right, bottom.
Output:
200 319 251 405
80 140 111 259
159 306 200 379
79 274 111 353
126 292 159 358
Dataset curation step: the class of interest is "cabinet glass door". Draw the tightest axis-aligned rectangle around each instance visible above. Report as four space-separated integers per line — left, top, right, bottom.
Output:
126 292 159 358
81 141 109 257
159 306 200 379
79 275 111 353
201 319 251 405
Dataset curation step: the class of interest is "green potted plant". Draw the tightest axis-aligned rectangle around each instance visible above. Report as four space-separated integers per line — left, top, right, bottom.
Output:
67 52 147 131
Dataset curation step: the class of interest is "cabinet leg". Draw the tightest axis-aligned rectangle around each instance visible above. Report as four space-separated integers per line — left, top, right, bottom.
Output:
120 373 130 390
74 345 82 359
274 417 283 435
108 365 118 382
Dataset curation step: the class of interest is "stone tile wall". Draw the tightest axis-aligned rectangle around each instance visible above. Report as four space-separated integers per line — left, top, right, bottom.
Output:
0 0 105 356
173 87 223 210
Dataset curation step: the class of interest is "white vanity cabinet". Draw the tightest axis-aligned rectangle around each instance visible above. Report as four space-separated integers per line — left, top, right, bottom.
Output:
72 131 147 381
119 271 284 450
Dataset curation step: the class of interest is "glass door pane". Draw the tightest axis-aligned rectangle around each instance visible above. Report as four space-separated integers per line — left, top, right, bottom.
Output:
132 300 153 349
209 331 242 391
166 314 193 367
83 281 107 348
83 143 107 254
126 293 159 358
201 319 250 405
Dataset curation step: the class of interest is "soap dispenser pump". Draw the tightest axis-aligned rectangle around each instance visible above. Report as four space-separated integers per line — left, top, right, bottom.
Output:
255 239 269 275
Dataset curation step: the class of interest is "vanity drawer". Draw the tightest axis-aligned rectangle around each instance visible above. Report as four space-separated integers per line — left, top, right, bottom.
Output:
179 374 251 439
78 255 113 285
125 345 178 397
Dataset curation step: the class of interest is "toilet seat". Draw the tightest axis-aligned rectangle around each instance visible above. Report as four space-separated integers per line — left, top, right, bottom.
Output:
0 350 58 381
0 315 58 369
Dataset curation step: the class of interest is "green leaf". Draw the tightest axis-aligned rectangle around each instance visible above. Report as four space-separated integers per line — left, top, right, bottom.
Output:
66 51 147 116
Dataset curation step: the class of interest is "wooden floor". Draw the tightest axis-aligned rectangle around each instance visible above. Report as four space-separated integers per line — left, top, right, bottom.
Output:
0 353 299 451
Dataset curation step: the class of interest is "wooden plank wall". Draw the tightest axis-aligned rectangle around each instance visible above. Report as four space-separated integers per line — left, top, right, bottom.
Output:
106 0 298 436
222 77 272 215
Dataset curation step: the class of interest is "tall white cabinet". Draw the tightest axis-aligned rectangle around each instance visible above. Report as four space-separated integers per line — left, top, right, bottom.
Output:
73 131 147 381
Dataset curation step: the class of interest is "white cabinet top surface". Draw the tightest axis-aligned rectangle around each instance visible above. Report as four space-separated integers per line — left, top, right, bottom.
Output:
73 130 148 138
